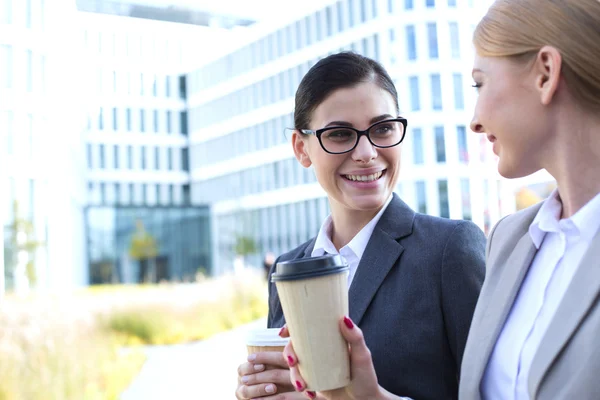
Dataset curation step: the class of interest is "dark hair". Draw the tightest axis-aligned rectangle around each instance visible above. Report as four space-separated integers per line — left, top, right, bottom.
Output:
294 52 399 130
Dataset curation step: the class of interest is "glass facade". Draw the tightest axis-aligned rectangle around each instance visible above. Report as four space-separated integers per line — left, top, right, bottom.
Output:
86 206 211 284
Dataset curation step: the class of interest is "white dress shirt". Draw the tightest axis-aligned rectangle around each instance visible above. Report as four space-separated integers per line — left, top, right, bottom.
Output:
481 189 600 400
311 195 393 288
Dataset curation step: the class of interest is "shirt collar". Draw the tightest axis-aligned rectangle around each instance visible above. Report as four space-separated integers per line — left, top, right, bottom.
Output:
529 189 600 249
312 195 393 259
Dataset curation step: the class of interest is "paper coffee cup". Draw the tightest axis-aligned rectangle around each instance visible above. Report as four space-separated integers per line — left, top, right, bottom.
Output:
246 328 290 355
271 255 350 391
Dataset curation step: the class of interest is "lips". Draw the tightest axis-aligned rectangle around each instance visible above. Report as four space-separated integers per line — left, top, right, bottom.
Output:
487 134 497 143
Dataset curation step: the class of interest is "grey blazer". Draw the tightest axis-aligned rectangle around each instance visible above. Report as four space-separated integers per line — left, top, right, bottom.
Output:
268 194 486 400
460 202 600 399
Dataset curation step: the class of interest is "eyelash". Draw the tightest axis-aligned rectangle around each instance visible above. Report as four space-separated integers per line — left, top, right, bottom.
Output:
472 83 482 89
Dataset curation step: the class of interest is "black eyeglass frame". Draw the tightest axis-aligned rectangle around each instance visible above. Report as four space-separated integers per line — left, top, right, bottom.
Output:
300 117 408 155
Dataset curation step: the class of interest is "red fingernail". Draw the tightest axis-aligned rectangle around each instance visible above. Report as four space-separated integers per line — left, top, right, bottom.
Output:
278 327 285 337
307 391 316 399
287 355 295 366
343 316 354 329
296 380 303 391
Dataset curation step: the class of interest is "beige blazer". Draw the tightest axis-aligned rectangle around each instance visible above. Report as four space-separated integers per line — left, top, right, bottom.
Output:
460 202 600 400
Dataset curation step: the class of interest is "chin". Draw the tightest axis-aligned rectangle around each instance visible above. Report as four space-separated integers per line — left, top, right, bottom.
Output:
347 193 389 211
497 159 542 180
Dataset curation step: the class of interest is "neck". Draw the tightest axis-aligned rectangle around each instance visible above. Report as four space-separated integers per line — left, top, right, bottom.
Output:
544 115 600 218
329 198 387 251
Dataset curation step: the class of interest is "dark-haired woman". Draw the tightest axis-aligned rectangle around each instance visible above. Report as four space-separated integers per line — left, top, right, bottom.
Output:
235 52 486 400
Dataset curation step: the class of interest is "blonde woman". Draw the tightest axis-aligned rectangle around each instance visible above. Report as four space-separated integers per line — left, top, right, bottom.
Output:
283 0 600 399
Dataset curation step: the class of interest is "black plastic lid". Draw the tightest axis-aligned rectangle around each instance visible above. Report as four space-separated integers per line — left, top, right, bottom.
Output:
271 254 349 282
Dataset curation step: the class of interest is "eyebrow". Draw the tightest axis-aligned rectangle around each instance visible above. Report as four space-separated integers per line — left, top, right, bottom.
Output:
324 114 394 128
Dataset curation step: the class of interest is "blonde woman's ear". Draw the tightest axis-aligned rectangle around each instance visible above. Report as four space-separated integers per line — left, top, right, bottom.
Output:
292 131 312 168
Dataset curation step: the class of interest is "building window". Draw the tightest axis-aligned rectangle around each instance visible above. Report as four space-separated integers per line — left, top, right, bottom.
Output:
127 145 133 169
169 184 174 203
405 0 414 9
453 73 465 110
98 108 104 130
100 183 106 204
155 184 161 204
166 111 172 133
0 45 13 89
431 74 442 110
389 28 395 42
126 108 132 131
165 76 171 97
448 0 457 6
113 108 118 130
457 125 469 163
168 148 173 170
449 22 460 58
141 147 146 170
181 148 189 171
87 144 92 168
438 180 450 218
182 184 190 205
25 0 32 27
26 50 32 92
435 126 446 162
140 73 144 95
154 147 160 170
406 25 417 60
427 23 439 59
141 184 147 204
461 178 472 220
412 128 424 164
129 183 135 203
426 0 435 7
178 75 187 99
152 76 158 96
1 0 12 24
416 181 427 213
153 110 159 133
348 0 356 27
114 183 121 204
140 109 145 132
99 144 105 169
409 76 420 111
113 145 119 169
180 111 188 135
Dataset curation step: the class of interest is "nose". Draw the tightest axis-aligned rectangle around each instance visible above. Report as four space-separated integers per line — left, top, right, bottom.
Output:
351 135 377 163
470 116 485 134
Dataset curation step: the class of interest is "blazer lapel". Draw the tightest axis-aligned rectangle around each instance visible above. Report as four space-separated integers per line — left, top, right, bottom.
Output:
528 226 600 398
348 194 414 325
469 232 538 387
302 238 317 258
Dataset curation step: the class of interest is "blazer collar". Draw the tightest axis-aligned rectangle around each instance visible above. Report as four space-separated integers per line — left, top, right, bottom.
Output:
468 204 542 395
302 194 415 325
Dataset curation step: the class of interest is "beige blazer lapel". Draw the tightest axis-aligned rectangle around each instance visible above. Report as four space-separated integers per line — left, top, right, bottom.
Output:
468 232 538 389
528 226 600 398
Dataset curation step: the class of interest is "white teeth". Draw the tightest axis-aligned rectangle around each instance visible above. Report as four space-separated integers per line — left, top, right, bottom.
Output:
345 171 383 182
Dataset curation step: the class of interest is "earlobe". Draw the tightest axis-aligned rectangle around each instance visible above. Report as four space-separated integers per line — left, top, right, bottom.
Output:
537 46 562 106
291 132 312 168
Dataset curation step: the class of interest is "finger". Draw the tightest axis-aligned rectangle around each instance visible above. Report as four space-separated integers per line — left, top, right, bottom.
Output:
248 351 289 369
235 382 278 399
284 341 307 393
238 361 267 377
339 316 373 366
278 325 289 338
258 391 309 400
240 368 294 388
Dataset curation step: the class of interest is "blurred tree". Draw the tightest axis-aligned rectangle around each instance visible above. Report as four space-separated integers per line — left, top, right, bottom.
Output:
234 234 257 270
129 220 159 283
516 187 543 210
4 201 45 291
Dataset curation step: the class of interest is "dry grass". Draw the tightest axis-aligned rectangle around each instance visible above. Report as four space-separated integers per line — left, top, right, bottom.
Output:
0 270 268 399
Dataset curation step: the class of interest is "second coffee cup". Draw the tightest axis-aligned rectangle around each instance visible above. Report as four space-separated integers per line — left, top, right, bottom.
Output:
271 254 350 392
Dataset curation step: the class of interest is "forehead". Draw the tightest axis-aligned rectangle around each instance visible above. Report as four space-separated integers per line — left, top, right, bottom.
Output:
311 82 397 125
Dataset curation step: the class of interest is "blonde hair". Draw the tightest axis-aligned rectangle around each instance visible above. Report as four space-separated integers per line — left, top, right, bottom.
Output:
474 0 600 112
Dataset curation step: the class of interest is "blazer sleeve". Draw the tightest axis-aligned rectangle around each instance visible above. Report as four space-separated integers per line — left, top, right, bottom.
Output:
441 220 486 374
266 256 280 328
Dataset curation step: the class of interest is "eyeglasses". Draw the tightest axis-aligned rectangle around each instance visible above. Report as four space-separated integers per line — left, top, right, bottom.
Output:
300 117 408 154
